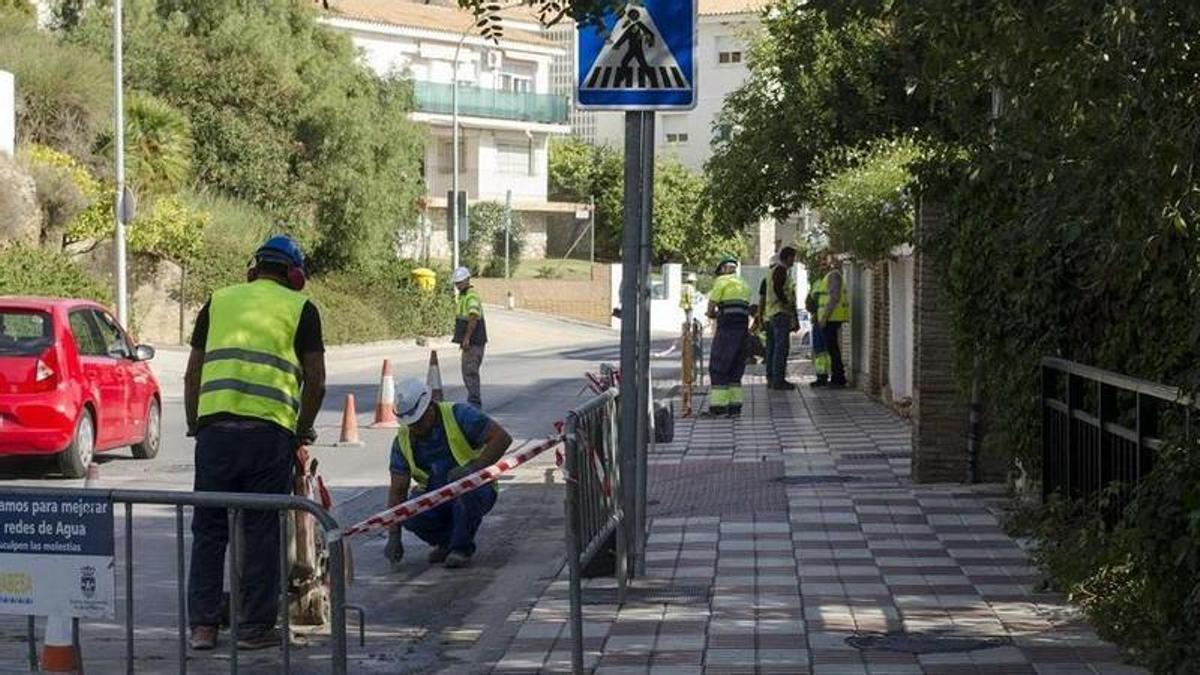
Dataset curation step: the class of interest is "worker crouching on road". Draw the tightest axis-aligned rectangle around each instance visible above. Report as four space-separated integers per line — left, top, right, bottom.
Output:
705 256 752 417
384 378 512 569
184 234 327 652
452 267 487 408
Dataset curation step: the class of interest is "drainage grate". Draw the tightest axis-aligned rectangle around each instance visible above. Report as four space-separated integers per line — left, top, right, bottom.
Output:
581 585 710 606
846 631 1013 654
773 475 860 485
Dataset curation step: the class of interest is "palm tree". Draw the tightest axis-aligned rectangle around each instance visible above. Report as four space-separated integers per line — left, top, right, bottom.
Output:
97 92 194 196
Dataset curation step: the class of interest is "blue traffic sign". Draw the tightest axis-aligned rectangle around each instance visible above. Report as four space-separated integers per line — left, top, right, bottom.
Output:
576 1 697 110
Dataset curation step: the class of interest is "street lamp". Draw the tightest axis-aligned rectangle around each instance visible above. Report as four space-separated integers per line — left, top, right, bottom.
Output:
112 0 128 326
450 1 522 272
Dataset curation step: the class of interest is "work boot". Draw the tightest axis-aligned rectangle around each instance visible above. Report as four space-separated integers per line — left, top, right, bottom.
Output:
772 381 797 391
427 547 450 564
189 625 217 651
728 407 742 418
445 551 472 569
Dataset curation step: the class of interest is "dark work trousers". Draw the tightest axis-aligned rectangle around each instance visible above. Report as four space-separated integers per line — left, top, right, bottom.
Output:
403 476 497 556
768 313 792 384
822 321 847 384
709 314 750 388
188 424 293 630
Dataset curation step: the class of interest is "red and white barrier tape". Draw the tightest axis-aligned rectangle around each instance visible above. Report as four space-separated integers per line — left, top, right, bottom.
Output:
341 434 563 539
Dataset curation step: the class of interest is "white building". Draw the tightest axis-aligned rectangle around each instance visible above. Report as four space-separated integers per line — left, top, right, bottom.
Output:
318 0 583 261
593 0 766 173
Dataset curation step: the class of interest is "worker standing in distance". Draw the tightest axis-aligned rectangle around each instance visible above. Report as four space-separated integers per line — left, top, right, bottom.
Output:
452 267 487 408
815 250 850 387
765 246 799 390
383 379 513 569
705 256 752 417
183 235 327 651
680 271 698 325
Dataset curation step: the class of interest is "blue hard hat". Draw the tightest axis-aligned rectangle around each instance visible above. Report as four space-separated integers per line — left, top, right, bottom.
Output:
255 235 305 271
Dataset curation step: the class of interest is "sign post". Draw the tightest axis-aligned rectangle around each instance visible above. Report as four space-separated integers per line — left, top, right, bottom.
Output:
577 0 697 587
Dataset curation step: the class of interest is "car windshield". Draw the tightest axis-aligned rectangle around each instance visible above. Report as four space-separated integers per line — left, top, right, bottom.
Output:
0 310 53 357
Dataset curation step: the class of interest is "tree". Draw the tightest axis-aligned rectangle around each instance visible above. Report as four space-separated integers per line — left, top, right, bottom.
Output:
96 92 194 196
69 0 427 272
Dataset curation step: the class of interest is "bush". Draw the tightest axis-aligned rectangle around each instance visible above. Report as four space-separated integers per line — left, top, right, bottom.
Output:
95 92 194 195
23 144 110 250
0 11 111 164
0 245 109 301
462 201 525 278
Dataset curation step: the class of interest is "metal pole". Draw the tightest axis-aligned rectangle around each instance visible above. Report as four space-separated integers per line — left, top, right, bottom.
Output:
112 0 128 326
634 112 654 577
451 37 462 273
563 418 585 675
124 503 134 675
618 112 643 578
176 506 187 674
504 189 512 279
589 195 596 280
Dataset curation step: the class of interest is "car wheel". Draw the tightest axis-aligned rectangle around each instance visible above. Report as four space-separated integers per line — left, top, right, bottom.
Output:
132 399 161 460
59 409 94 479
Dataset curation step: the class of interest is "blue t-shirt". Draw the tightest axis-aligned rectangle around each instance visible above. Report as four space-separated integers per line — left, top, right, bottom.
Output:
389 403 493 484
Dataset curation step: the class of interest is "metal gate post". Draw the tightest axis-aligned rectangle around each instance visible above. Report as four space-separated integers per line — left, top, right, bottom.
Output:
563 416 585 675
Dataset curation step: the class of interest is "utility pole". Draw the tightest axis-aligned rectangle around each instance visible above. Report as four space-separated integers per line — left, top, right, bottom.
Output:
504 189 512 279
112 0 128 326
589 194 596 280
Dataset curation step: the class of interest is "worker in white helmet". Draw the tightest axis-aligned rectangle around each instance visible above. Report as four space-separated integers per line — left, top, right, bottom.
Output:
451 266 487 408
384 378 512 568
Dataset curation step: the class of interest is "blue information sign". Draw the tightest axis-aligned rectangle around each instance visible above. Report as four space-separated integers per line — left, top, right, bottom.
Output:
576 1 697 110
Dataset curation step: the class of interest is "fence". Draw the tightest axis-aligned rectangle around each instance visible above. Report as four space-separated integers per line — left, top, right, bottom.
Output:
1 486 349 674
563 388 627 675
1041 357 1194 510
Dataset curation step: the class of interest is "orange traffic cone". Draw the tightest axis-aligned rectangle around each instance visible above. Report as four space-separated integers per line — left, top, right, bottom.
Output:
370 360 399 428
40 616 77 672
427 351 444 402
336 394 365 447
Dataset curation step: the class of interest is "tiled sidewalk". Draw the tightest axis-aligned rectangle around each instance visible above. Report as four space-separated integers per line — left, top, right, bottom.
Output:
486 372 1143 674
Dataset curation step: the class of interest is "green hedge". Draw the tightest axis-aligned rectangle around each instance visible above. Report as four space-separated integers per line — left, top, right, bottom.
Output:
0 245 109 302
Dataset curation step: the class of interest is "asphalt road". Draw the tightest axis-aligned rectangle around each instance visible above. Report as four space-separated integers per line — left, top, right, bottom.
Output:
0 309 681 673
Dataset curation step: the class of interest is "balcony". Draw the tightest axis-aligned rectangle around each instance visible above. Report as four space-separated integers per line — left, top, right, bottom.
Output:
413 81 569 125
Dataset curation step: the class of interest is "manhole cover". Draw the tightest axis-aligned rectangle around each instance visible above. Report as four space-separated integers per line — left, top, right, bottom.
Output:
581 585 710 605
773 475 860 485
846 632 1013 654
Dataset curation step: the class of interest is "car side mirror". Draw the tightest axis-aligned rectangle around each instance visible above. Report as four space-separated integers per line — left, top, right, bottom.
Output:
134 344 156 362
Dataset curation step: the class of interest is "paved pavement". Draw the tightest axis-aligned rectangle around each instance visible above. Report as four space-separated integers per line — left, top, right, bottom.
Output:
482 366 1146 674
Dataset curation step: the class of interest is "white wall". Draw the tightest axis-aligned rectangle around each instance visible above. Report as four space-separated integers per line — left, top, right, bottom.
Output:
888 255 915 400
0 71 13 158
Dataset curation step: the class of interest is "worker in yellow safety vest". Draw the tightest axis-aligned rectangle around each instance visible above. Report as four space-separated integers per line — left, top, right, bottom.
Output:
705 256 752 416
452 266 487 408
184 234 327 652
384 378 513 569
812 250 850 387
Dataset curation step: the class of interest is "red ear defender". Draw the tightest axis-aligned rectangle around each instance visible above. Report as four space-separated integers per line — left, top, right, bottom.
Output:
287 267 306 291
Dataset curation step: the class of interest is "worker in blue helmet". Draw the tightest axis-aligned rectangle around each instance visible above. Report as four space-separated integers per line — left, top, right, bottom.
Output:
705 255 752 416
183 234 327 652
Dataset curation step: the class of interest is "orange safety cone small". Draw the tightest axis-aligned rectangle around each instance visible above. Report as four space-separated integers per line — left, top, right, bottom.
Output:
426 351 444 402
336 394 365 447
370 360 399 428
40 616 77 673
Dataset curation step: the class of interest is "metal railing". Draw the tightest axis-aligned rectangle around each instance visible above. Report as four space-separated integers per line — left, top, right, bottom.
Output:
563 388 627 675
1041 358 1193 510
413 81 570 124
3 486 349 674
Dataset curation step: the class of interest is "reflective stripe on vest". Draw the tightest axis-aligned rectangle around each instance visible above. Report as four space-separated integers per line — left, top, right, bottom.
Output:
396 402 482 489
198 280 307 431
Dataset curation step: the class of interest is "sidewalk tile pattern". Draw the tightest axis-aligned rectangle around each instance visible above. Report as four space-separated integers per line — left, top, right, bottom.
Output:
487 366 1143 674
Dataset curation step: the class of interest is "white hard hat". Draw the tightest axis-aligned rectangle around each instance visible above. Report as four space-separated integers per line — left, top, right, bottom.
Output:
393 378 433 426
452 266 472 284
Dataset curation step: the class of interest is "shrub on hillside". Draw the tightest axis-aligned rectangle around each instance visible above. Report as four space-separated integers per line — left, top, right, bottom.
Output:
0 245 109 301
23 144 109 250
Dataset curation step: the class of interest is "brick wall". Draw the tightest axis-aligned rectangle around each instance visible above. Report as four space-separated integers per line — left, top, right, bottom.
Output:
867 262 890 397
912 201 969 483
473 266 612 325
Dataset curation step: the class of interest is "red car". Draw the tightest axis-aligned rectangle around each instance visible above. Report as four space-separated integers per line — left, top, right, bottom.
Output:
0 298 161 478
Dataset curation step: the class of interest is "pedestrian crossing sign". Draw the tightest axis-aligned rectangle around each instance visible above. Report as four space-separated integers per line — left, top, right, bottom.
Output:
576 1 697 110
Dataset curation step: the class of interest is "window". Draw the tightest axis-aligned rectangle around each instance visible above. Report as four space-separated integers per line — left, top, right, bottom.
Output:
665 132 690 144
0 310 51 356
496 141 534 176
91 310 131 359
716 35 743 65
499 73 533 94
68 311 105 357
437 140 467 174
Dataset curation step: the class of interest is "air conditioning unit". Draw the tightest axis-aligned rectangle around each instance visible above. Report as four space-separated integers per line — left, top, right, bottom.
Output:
486 50 503 70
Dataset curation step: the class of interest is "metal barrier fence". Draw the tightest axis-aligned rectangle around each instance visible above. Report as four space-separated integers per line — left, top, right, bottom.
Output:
563 388 627 675
1041 357 1193 509
1 486 348 674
